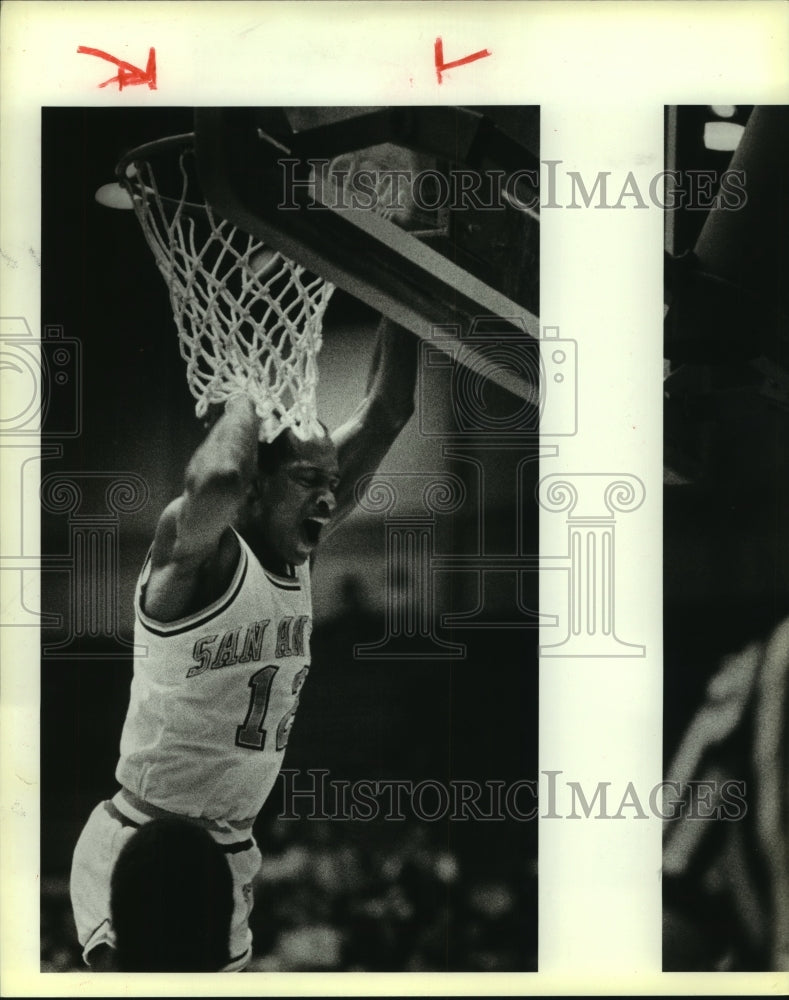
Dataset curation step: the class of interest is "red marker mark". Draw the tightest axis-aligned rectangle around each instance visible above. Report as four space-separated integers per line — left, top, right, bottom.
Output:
434 37 491 84
77 45 157 90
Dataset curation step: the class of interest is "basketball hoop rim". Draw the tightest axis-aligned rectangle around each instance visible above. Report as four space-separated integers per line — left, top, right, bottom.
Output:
115 125 334 442
115 132 208 215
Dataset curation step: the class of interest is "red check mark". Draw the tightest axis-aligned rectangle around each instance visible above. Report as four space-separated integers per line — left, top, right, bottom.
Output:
78 46 157 90
434 37 491 84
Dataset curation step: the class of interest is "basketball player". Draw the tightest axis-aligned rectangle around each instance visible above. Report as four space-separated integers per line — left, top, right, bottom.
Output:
70 318 419 971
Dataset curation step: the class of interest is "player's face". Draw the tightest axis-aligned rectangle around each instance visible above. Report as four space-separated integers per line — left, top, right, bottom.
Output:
256 430 340 569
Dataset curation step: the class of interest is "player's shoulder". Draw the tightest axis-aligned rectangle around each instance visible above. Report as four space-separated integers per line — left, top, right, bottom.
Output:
151 499 240 570
143 508 242 623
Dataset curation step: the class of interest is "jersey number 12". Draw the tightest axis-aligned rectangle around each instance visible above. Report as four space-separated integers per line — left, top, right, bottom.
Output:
235 664 309 752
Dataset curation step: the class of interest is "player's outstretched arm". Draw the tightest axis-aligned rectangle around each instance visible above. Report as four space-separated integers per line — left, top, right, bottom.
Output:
329 318 419 527
143 395 259 620
176 395 259 557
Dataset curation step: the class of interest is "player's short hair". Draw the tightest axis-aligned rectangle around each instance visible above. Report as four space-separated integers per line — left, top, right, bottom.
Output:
257 422 330 476
110 817 233 972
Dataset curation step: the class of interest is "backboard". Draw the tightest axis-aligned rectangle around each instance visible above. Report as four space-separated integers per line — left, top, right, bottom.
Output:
192 106 540 401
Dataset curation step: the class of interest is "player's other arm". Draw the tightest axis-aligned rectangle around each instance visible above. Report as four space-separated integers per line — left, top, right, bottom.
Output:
144 396 259 619
329 318 419 527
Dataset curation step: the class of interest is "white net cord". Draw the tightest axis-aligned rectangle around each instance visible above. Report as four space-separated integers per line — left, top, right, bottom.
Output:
122 147 334 443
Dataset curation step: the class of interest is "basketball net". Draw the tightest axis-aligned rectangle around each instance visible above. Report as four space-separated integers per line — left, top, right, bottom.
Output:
119 139 334 443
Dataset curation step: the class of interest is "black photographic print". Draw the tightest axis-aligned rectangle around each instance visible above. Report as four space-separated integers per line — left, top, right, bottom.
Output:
663 105 789 973
38 105 540 974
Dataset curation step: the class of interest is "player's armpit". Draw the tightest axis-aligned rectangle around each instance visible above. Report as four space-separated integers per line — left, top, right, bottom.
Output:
144 505 241 622
148 496 221 571
176 473 248 561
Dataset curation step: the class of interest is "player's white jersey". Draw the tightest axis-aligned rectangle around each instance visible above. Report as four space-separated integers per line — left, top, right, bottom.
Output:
116 531 312 827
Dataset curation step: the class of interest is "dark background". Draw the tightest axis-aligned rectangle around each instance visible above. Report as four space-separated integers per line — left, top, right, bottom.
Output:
664 105 789 753
40 107 539 972
662 106 789 972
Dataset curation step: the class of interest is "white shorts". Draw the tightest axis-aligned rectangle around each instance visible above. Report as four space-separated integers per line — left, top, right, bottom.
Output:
69 794 261 971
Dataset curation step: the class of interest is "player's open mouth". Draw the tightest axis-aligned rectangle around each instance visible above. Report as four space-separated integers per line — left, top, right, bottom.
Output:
302 517 327 547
